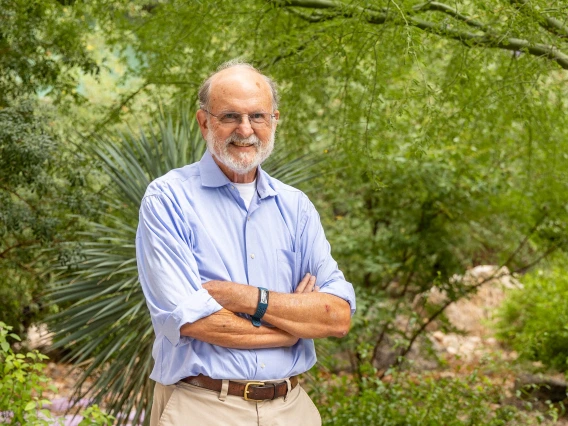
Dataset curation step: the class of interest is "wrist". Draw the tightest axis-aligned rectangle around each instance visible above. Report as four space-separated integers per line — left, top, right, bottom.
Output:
251 287 269 327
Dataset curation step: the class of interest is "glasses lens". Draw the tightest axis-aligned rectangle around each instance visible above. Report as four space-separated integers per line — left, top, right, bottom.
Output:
249 113 269 124
219 113 240 124
215 112 272 127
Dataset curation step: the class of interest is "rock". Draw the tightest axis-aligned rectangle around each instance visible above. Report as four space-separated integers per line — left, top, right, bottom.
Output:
514 374 568 402
423 265 522 337
26 323 53 350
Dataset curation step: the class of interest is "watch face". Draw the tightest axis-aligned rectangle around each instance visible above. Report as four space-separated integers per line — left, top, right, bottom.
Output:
260 291 268 304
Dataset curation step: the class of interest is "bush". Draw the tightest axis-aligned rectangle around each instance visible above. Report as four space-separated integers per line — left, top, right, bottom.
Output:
313 369 544 425
495 259 568 371
0 322 114 425
0 322 54 425
0 103 101 334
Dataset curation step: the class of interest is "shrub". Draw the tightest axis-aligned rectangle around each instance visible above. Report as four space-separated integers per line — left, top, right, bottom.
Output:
0 322 114 425
0 321 54 425
495 259 568 371
313 369 542 425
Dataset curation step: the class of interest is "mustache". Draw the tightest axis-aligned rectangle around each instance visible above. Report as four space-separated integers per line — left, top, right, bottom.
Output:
226 134 261 146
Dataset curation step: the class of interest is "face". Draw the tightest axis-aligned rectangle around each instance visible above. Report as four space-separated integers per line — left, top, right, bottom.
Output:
196 67 280 182
205 126 275 175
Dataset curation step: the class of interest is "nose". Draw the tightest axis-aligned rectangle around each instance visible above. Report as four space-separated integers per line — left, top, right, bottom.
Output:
235 115 254 138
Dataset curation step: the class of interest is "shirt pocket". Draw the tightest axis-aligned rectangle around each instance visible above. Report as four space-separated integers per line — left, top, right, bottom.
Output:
276 249 302 293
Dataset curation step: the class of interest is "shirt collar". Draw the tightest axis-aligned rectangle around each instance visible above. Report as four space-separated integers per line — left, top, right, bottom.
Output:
199 149 278 199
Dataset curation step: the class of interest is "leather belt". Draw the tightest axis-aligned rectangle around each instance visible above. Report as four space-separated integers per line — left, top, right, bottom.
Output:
180 374 299 401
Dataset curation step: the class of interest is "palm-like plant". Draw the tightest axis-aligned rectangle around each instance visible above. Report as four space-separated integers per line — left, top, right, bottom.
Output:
47 107 320 425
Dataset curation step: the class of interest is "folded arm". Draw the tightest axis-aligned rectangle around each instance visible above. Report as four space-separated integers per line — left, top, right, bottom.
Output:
203 273 351 339
138 193 295 350
180 308 298 349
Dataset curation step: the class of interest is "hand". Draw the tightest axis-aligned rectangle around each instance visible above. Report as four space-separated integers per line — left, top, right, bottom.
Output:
295 273 319 293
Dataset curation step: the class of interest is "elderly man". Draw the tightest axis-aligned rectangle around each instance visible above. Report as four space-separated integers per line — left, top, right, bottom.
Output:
136 61 356 426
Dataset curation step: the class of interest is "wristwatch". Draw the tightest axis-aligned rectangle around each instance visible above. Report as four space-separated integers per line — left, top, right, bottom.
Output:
251 287 269 327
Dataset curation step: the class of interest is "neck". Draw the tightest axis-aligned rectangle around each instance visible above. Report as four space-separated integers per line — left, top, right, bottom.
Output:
212 156 258 183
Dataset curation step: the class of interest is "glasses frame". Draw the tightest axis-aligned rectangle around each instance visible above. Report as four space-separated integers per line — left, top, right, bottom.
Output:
202 109 276 128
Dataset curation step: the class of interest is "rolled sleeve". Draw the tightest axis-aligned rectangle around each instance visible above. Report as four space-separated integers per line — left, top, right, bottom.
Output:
299 197 356 315
161 288 222 346
136 192 222 347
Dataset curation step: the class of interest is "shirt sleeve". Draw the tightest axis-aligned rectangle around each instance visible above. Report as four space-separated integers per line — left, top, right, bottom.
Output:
136 192 223 347
297 196 356 315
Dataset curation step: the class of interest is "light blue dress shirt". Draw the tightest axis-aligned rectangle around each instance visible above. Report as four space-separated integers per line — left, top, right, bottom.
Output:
136 150 356 385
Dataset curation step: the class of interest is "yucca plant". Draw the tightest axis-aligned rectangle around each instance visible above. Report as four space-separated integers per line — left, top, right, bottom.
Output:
46 106 321 425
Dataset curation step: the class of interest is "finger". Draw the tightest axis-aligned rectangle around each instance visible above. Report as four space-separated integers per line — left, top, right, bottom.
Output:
295 273 311 293
304 275 317 293
314 286 320 292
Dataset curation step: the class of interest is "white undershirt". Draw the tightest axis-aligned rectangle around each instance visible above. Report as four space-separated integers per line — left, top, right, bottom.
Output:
233 179 257 210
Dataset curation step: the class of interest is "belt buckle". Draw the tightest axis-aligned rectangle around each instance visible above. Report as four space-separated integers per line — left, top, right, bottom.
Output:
243 381 265 401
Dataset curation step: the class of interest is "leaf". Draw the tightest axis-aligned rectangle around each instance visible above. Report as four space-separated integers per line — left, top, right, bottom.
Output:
9 333 21 341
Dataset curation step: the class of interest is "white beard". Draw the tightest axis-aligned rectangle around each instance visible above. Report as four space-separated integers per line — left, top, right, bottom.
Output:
206 129 275 175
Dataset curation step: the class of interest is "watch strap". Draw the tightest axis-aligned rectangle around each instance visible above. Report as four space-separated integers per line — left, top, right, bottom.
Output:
251 287 269 327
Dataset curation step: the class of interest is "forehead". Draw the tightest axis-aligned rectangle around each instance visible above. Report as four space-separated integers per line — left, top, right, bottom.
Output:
208 67 273 112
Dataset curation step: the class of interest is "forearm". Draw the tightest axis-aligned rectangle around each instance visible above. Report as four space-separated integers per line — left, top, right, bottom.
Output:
204 282 351 339
180 308 298 349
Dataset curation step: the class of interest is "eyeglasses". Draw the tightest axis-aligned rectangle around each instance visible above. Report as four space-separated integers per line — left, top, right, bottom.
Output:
203 109 276 128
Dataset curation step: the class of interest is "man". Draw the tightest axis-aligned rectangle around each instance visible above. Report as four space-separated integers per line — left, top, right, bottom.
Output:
136 61 356 426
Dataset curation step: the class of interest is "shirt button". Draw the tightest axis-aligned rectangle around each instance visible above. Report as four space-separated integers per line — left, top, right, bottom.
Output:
231 185 235 189
260 363 265 369
247 217 250 221
250 254 255 259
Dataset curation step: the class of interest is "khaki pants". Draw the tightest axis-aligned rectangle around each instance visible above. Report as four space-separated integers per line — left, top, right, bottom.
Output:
150 380 322 426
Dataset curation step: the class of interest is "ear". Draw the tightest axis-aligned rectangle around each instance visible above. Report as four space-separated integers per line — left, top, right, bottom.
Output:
273 110 280 127
196 109 209 139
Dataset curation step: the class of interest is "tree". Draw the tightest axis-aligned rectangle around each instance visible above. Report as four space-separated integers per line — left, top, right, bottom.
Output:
0 102 100 333
0 0 106 332
0 0 99 107
272 0 568 69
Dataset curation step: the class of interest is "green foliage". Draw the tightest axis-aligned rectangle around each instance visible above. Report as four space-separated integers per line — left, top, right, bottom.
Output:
314 369 543 425
0 322 115 425
0 102 101 333
2 0 568 421
0 0 98 106
78 405 115 426
0 321 54 425
495 257 568 371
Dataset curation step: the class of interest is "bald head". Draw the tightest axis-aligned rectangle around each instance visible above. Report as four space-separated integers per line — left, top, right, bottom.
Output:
198 61 279 111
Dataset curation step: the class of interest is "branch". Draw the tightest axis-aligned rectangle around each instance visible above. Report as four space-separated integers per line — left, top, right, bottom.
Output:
0 240 41 259
394 268 511 365
273 0 568 70
513 243 562 274
0 184 38 212
510 0 568 39
503 215 547 267
90 82 151 135
412 1 491 32
286 7 337 23
391 239 562 369
279 0 340 8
